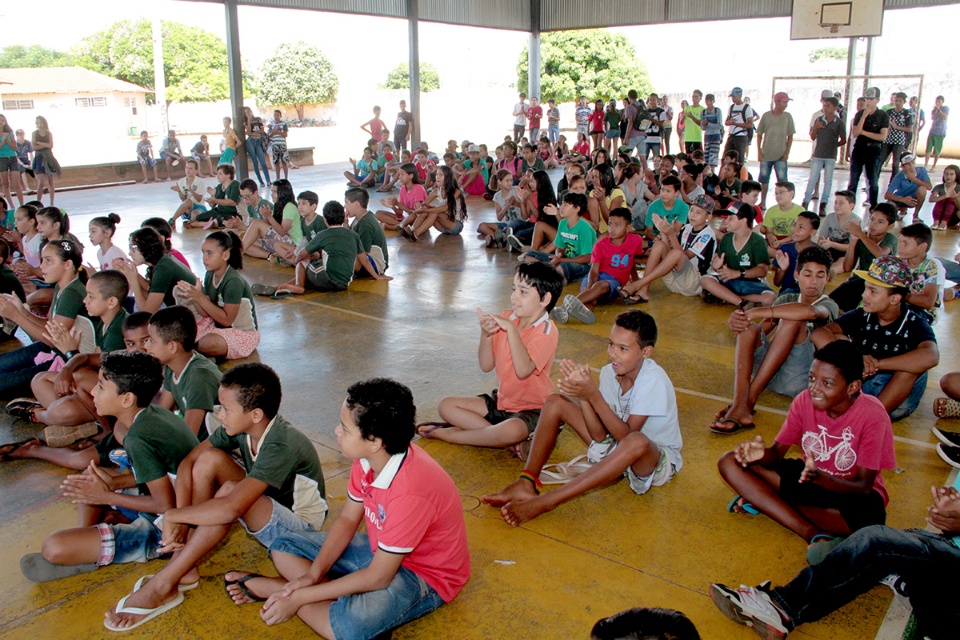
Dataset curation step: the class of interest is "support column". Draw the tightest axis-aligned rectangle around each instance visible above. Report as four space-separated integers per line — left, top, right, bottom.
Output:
407 0 421 148
863 36 875 95
224 0 248 180
151 17 168 135
844 37 857 118
529 0 541 101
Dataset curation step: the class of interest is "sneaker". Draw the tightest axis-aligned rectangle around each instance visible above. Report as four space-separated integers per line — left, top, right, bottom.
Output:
398 225 413 241
710 583 790 639
108 448 132 473
493 229 506 248
933 426 960 447
550 305 569 323
564 294 596 324
801 200 810 210
587 435 617 464
701 291 724 304
937 443 960 469
506 234 524 254
485 235 495 248
818 202 827 217
6 397 42 419
879 574 910 608
43 422 100 448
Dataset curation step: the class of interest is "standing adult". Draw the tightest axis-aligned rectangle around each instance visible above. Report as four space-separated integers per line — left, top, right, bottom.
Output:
394 100 415 152
243 106 271 188
683 90 705 153
879 92 913 179
803 96 846 216
723 87 755 164
512 92 528 142
588 99 606 152
31 116 60 206
925 96 950 171
159 130 185 182
755 92 796 206
527 97 543 143
661 95 674 155
622 90 648 157
644 94 667 160
0 114 24 209
848 87 890 208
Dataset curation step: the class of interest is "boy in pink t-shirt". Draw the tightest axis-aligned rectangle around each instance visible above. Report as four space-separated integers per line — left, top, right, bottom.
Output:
718 340 896 557
422 262 563 454
264 379 469 639
552 208 644 325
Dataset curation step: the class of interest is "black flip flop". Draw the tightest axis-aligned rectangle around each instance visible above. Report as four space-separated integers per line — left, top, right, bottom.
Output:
0 438 38 461
709 418 756 435
224 572 267 603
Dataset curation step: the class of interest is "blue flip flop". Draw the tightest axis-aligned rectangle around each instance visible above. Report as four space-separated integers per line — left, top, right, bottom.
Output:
727 495 760 515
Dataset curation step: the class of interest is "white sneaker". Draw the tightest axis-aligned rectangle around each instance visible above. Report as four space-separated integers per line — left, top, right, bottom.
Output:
506 234 524 254
586 435 617 464
879 574 910 609
565 294 596 324
550 306 569 323
711 583 789 639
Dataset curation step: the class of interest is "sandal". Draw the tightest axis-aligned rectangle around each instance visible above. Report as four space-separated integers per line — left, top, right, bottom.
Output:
726 495 760 515
223 572 267 603
708 418 755 435
540 454 593 485
416 421 452 439
934 397 960 419
0 438 39 461
616 287 646 305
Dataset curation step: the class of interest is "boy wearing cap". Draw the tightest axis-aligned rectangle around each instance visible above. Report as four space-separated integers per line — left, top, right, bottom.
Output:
700 203 776 307
879 92 914 179
813 256 939 420
848 88 890 208
621 194 716 302
885 153 932 222
756 93 796 207
804 96 846 216
724 88 756 164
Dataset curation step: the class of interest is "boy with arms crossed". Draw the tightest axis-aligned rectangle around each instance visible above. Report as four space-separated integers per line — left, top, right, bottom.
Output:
483 310 682 525
246 379 470 639
700 203 776 307
104 363 328 631
423 262 562 453
710 246 838 435
21 351 198 584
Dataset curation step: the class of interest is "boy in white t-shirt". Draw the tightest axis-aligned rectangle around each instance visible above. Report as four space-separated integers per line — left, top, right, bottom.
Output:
168 159 206 228
483 310 682 525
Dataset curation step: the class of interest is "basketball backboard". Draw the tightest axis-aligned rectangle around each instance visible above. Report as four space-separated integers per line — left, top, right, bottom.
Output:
790 0 884 40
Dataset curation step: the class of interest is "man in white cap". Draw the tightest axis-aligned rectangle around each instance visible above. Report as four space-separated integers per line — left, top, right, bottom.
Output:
847 87 890 208
724 87 755 164
756 92 796 207
885 152 932 222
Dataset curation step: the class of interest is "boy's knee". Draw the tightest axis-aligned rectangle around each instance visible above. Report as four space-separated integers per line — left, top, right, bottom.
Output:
717 450 740 476
41 532 73 564
215 480 237 497
193 447 228 478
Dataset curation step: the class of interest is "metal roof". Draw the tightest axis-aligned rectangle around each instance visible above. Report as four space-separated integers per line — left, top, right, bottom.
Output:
0 67 151 95
192 0 959 31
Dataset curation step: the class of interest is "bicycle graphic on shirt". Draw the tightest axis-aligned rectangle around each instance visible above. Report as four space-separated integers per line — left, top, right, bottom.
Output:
801 426 856 472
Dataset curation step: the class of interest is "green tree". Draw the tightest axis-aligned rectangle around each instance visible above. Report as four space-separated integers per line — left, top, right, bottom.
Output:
72 19 255 104
257 42 339 120
380 62 440 93
0 45 73 68
517 30 652 103
808 47 849 63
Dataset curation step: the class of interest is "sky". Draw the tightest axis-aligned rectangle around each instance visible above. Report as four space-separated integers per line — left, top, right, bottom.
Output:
0 1 955 105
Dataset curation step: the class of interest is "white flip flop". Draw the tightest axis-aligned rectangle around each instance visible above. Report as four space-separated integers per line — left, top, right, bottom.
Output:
104 590 184 632
134 573 200 593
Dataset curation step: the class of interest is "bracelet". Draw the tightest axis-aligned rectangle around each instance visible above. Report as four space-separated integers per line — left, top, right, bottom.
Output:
518 470 542 494
64 350 77 359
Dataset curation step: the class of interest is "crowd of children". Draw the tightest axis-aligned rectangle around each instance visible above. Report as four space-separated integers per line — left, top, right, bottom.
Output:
0 83 958 639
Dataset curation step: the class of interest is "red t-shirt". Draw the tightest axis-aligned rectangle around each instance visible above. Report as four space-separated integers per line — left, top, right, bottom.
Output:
527 105 543 128
723 202 764 225
588 110 605 133
348 444 470 602
775 390 896 505
574 140 590 156
590 234 645 285
492 311 558 412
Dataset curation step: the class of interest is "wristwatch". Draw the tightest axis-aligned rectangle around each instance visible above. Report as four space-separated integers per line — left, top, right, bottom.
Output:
739 269 745 279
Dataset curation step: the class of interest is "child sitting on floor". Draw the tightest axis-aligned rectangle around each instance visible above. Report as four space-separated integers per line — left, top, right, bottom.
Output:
717 340 896 562
483 309 682 525
700 202 776 307
420 262 562 454
772 210 820 296
519 192 597 285
375 163 427 231
478 169 527 248
115 227 198 314
88 213 127 271
399 165 467 241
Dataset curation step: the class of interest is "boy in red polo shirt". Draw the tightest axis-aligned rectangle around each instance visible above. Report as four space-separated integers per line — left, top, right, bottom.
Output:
259 379 470 639
421 262 563 456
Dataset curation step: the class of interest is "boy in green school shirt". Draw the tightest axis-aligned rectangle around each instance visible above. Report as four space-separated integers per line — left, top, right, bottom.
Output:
700 203 776 307
20 351 198 584
297 190 326 246
345 187 389 277
829 202 900 313
520 192 597 285
147 306 221 439
188 164 240 228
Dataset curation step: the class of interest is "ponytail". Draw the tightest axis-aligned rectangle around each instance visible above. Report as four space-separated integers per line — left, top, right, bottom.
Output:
206 230 244 271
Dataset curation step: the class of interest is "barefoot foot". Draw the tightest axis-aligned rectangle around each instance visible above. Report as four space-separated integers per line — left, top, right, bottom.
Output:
482 478 537 508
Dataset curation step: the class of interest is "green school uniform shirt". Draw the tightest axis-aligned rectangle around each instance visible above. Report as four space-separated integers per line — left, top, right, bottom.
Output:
51 278 87 319
717 231 770 277
853 232 899 272
94 308 129 353
213 179 241 217
304 226 366 289
555 217 597 259
163 352 222 435
208 414 327 528
202 266 257 331
352 211 389 269
764 204 804 238
149 253 198 307
243 197 271 222
300 214 328 244
0 264 25 301
521 157 545 173
124 404 199 485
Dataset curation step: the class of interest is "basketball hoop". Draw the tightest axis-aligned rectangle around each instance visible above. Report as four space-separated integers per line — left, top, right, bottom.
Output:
820 22 842 34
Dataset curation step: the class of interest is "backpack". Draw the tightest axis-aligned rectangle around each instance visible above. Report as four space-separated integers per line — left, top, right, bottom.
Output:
631 100 652 133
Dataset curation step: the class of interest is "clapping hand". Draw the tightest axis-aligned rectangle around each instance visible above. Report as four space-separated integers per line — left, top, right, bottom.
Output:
477 308 500 336
733 436 766 466
60 461 114 505
43 318 81 354
774 249 789 271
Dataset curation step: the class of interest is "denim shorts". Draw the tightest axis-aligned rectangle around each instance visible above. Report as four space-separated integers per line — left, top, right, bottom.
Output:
440 220 464 235
758 159 788 185
861 371 928 421
753 328 815 397
269 532 445 640
710 276 773 297
241 497 318 548
581 271 622 301
96 515 162 565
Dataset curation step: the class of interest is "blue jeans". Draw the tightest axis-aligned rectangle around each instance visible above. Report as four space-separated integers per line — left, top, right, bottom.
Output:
644 142 660 159
848 152 881 207
770 525 960 639
582 272 621 301
523 251 591 283
270 532 445 640
758 159 788 185
0 341 51 398
861 370 927 421
245 137 270 185
548 125 560 144
941 259 960 283
804 157 836 205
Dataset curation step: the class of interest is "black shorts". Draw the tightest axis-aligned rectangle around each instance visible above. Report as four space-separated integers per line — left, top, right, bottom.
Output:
480 390 541 434
776 457 887 533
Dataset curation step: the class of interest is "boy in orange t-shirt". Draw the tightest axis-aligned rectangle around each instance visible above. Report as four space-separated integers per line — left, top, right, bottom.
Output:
419 262 563 454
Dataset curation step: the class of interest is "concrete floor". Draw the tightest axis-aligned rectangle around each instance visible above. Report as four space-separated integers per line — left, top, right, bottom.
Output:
0 161 956 639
